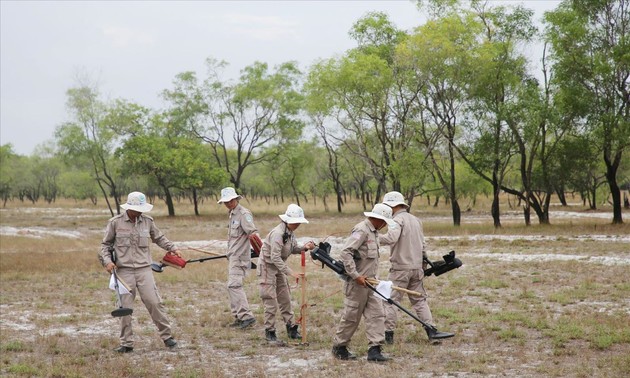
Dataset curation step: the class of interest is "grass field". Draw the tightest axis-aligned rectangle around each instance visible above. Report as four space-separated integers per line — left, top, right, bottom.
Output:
1 198 629 377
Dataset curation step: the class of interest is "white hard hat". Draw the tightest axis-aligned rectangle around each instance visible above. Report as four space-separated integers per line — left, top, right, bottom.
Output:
120 191 153 213
364 203 395 226
217 187 242 203
382 191 409 208
279 204 309 224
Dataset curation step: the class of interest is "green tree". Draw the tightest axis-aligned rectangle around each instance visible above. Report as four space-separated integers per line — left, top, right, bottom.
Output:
31 142 62 204
55 85 123 216
119 120 223 217
164 59 304 191
58 168 100 204
442 3 538 227
397 12 480 225
270 140 316 206
11 155 40 203
304 60 348 212
312 13 423 203
0 144 18 206
545 0 630 224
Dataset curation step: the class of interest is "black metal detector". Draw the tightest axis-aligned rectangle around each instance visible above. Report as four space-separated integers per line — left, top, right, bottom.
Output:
111 268 133 317
311 242 454 338
423 251 463 277
366 282 435 331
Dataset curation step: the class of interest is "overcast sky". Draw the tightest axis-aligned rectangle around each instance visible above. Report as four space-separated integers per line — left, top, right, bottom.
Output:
1 0 560 156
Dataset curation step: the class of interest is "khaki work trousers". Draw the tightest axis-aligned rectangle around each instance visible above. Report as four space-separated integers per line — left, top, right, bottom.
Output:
384 268 433 331
227 257 255 322
258 263 294 331
333 279 385 348
116 267 172 347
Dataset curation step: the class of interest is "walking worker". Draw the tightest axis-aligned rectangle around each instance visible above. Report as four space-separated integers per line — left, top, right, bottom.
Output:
257 204 315 342
332 203 395 362
380 191 454 343
217 187 259 329
99 191 181 353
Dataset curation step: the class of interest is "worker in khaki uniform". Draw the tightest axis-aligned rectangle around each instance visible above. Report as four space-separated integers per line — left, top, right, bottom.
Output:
332 203 395 362
99 191 181 353
217 187 258 329
380 191 454 344
257 204 315 342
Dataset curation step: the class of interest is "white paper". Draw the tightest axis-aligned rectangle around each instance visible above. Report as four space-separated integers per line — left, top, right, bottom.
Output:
373 280 393 301
109 274 131 295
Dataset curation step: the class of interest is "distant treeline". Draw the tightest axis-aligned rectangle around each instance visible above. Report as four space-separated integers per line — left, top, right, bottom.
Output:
1 1 628 226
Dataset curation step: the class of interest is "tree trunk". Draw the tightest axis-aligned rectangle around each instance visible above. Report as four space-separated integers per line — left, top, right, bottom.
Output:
193 189 200 216
556 188 568 206
491 181 501 228
162 185 175 216
97 180 114 217
451 200 461 226
604 153 623 224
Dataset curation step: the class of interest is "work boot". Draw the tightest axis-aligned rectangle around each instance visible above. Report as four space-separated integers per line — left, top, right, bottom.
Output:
164 338 177 349
228 319 242 328
331 345 357 360
265 329 278 342
385 330 394 345
239 317 256 329
425 326 455 340
367 345 391 362
286 323 302 340
114 345 133 353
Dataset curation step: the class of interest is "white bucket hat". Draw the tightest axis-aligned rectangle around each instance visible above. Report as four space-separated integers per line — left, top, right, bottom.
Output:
382 191 409 208
120 191 153 213
217 187 242 203
279 204 309 224
364 203 395 226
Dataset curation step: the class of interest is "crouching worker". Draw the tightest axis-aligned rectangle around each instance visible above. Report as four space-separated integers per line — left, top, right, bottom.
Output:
332 204 395 362
257 204 315 342
99 191 181 353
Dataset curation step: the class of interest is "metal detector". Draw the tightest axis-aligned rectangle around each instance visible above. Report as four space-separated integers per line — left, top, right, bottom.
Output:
312 242 454 338
111 269 133 317
366 282 435 332
151 255 228 273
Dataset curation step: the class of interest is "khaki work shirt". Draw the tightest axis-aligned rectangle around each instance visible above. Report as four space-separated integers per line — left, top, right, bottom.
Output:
227 204 258 260
99 212 176 269
258 223 302 277
340 219 381 280
380 208 427 270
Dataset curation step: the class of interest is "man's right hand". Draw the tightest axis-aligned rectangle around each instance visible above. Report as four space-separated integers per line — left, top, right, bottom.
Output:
355 275 367 287
105 262 116 274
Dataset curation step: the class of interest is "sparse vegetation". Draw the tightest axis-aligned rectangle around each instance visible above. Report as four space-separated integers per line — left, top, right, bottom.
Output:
1 199 629 377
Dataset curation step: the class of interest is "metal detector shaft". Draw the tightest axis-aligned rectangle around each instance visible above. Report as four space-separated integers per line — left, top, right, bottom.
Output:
112 269 123 304
366 282 435 332
188 254 256 269
187 255 228 263
111 269 133 317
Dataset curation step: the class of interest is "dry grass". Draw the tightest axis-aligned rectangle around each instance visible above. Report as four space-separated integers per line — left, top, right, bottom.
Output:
1 198 629 377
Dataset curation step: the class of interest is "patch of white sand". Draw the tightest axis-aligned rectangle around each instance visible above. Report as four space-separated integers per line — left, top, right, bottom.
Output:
470 252 630 266
0 226 83 239
429 234 630 243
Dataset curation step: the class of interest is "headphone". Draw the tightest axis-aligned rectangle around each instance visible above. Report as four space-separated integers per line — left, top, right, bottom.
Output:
282 224 290 244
